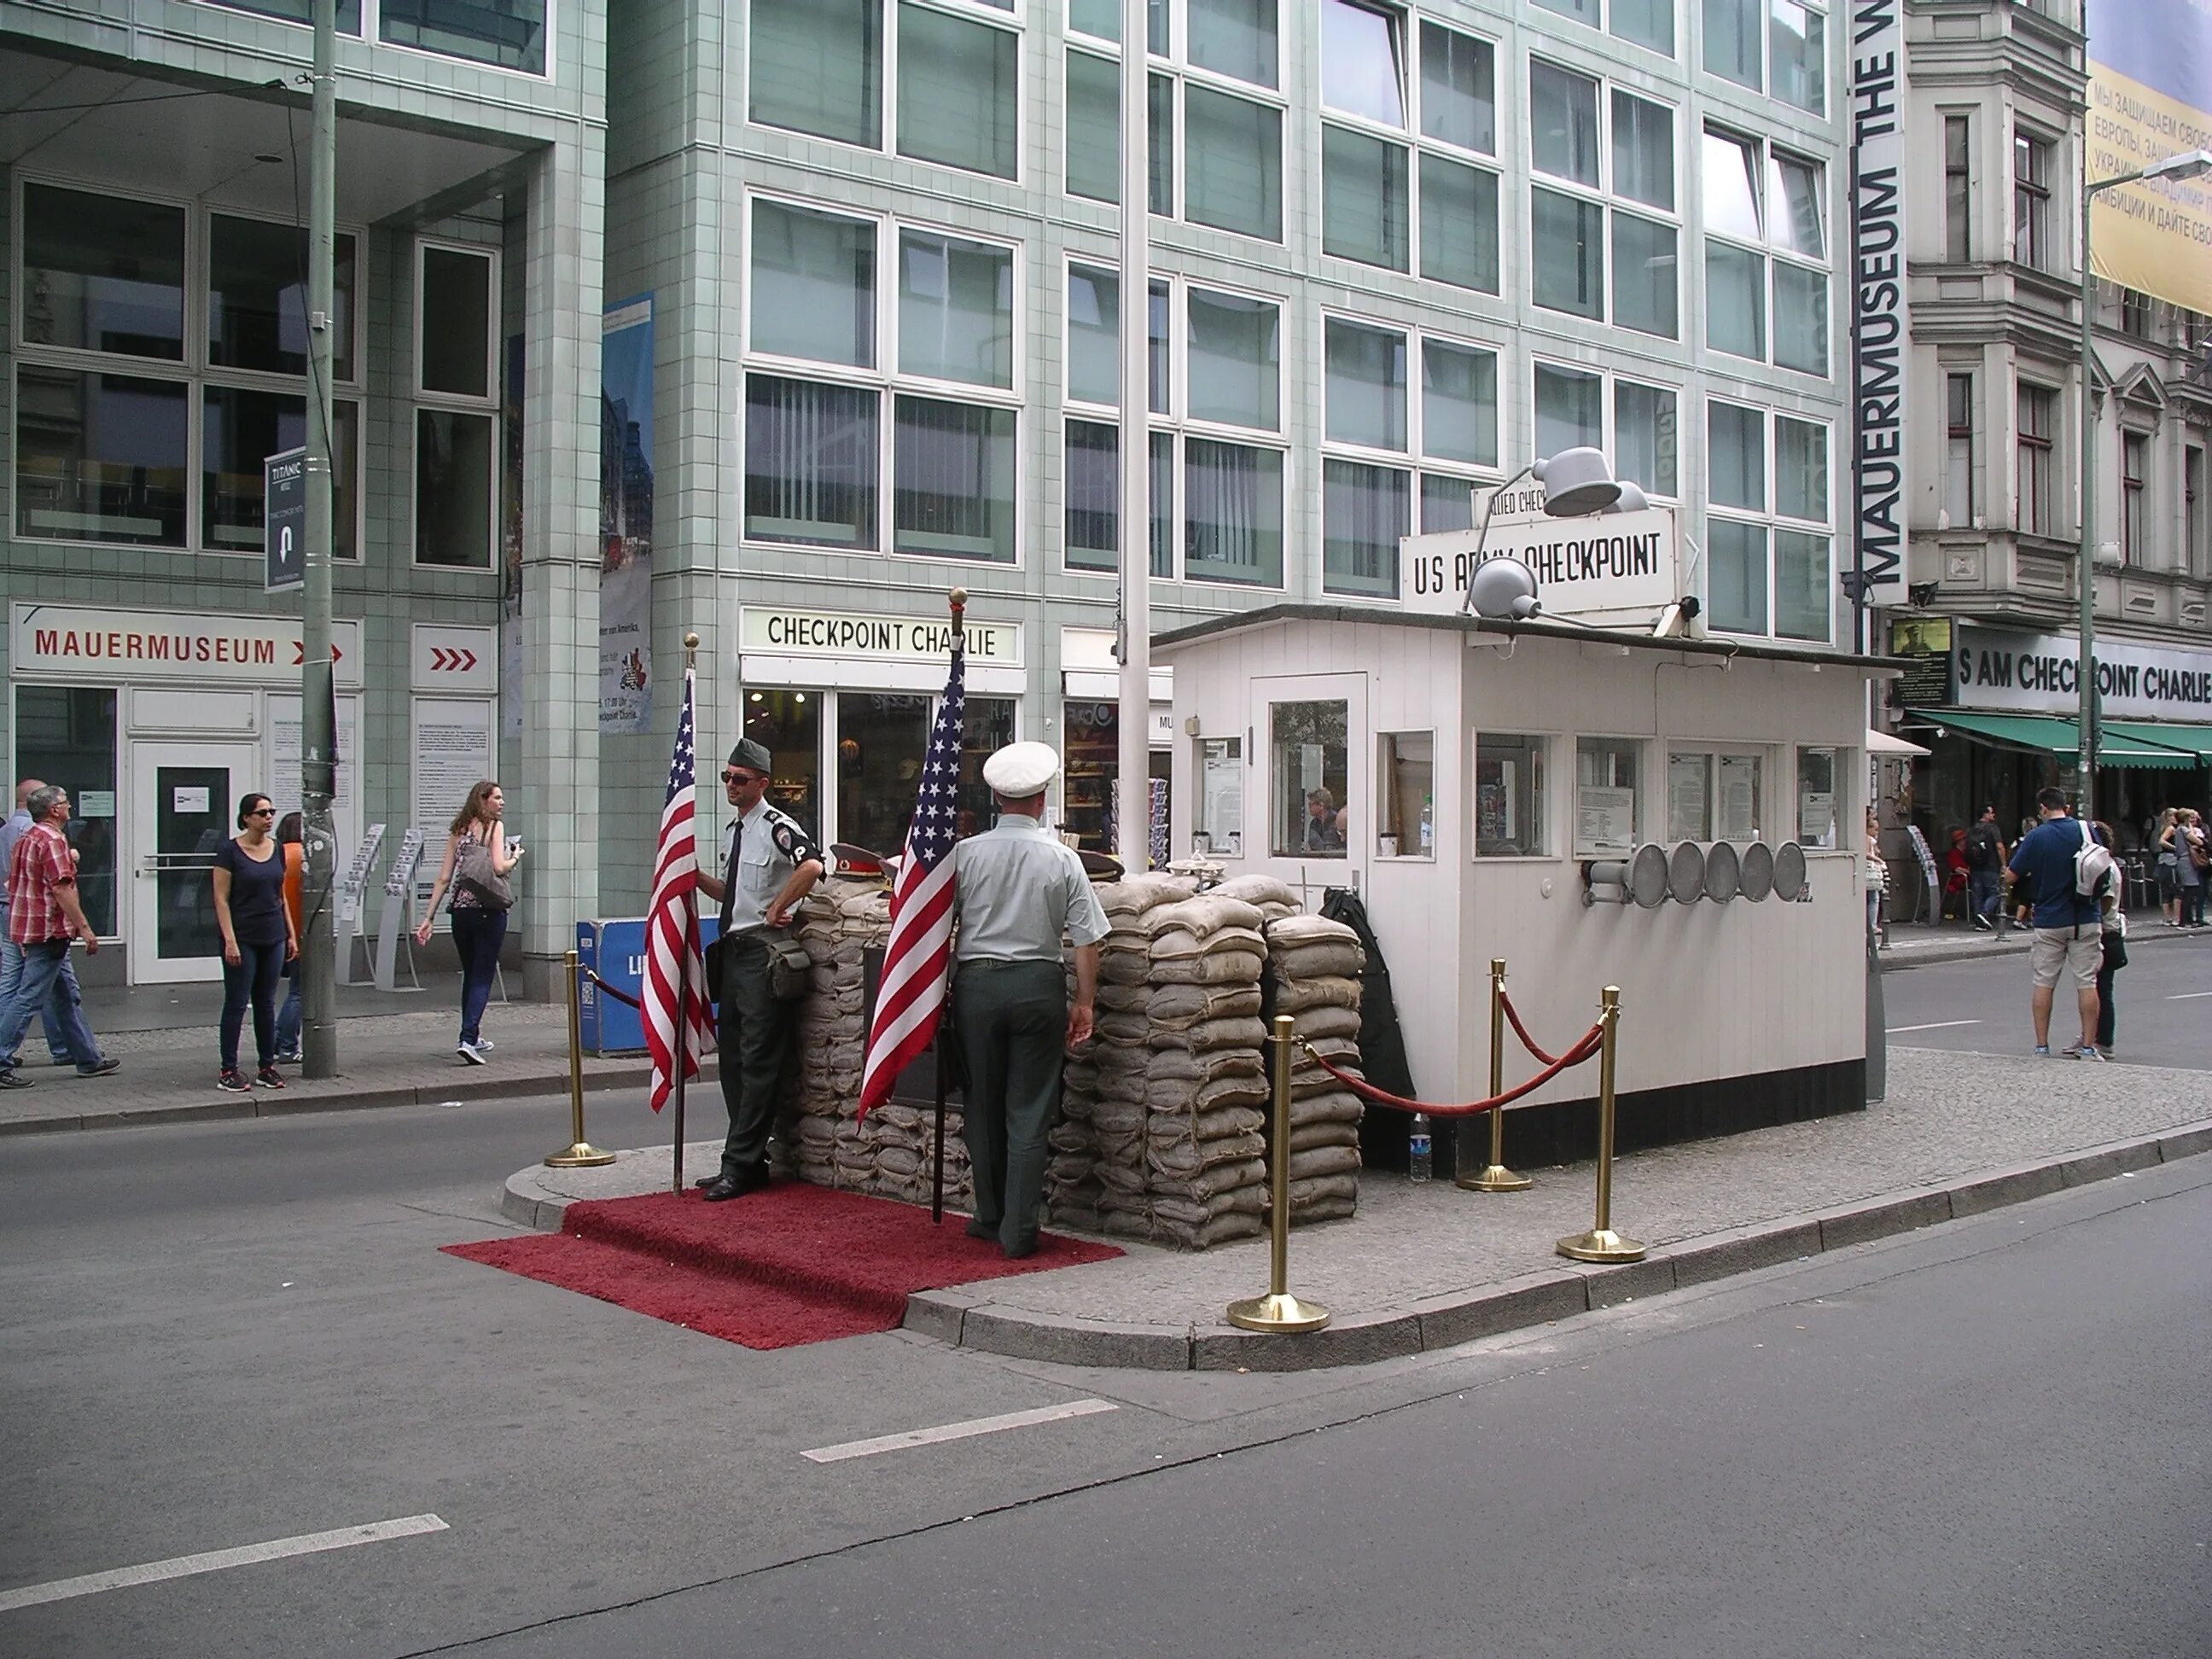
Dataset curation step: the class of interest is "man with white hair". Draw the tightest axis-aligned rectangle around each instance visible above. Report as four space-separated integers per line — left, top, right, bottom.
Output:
0 777 80 1073
0 783 119 1089
949 742 1109 1257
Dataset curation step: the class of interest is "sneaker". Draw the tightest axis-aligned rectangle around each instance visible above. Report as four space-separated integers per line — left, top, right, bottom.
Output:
1971 914 1992 931
2033 1045 2051 1057
474 1039 494 1053
74 1057 120 1077
457 1041 487 1066
273 1048 303 1064
0 1068 31 1091
2077 1045 2109 1062
255 1066 287 1089
216 1069 253 1093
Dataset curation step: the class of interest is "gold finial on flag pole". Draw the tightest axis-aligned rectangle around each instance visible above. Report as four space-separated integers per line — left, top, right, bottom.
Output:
949 586 967 637
684 630 699 668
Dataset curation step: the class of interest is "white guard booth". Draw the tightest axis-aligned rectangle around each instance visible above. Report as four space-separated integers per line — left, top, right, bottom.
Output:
1153 604 1893 1158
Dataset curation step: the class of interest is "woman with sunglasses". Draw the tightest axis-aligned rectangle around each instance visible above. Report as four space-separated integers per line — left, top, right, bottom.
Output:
212 793 299 1093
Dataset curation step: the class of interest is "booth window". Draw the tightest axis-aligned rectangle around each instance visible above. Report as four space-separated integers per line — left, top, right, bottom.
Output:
1574 736 1641 856
11 686 119 938
1796 746 1838 847
1194 736 1243 856
1668 747 1764 841
1475 733 1548 856
1272 701 1350 859
1377 731 1435 857
742 689 822 843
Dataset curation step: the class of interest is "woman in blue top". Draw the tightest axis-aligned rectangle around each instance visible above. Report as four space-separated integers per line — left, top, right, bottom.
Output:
212 793 299 1092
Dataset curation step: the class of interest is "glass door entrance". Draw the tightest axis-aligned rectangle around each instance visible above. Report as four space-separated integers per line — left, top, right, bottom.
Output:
129 742 261 984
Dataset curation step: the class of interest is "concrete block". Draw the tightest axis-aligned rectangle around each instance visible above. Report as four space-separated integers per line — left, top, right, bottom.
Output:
1194 1309 1424 1372
962 1304 1195 1371
2157 1122 2212 1163
1946 1161 2066 1218
2057 1138 2163 1188
1816 1190 1953 1251
1666 1220 1822 1287
900 1289 974 1347
0 1111 84 1137
1412 1271 1591 1351
1575 1255 1679 1308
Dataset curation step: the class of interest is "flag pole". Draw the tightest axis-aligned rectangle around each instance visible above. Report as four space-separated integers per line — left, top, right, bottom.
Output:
672 631 699 1196
933 589 966 1226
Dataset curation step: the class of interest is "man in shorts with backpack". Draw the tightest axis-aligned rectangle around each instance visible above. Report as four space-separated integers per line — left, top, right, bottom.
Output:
2005 787 2114 1059
1964 806 2007 931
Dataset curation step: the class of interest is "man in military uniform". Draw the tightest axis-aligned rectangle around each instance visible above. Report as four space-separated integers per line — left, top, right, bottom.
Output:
952 742 1109 1257
696 739 824 1201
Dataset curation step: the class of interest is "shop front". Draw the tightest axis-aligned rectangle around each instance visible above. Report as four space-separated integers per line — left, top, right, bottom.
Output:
8 602 365 986
1058 628 1173 853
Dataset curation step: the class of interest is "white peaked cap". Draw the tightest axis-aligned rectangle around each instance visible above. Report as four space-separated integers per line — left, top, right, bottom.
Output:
982 740 1061 796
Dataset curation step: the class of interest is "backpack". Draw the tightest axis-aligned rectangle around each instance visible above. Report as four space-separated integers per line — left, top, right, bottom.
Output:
1965 824 2000 870
2072 821 2116 900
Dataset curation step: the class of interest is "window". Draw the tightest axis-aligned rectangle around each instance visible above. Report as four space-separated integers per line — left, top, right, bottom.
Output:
749 200 876 369
1535 363 1604 459
1532 0 1674 54
1419 20 1496 150
1532 362 1678 498
1062 701 1172 853
205 0 363 27
1769 0 1825 114
2016 381 2055 537
1321 0 1405 126
744 375 879 548
742 690 823 843
1476 734 1548 856
1063 421 1173 575
1528 67 1678 336
2121 288 2155 340
206 389 358 562
1944 116 1972 262
1193 734 1243 855
1945 373 1975 526
419 245 494 399
892 396 1015 562
1184 85 1284 240
1064 265 1168 412
2012 129 2053 271
1670 748 1764 841
897 3 1018 178
1706 400 1831 641
15 367 189 545
1377 731 1435 856
1271 700 1349 859
837 692 930 851
1187 288 1279 428
1703 0 1760 88
955 696 1019 835
897 231 1013 389
1796 746 1838 848
9 688 119 936
208 215 358 382
1575 736 1642 857
414 242 498 569
1423 338 1499 469
1324 127 1410 271
2122 432 2149 566
1667 749 1713 840
1063 51 1173 210
1702 128 1828 374
380 0 546 74
2188 445 2207 575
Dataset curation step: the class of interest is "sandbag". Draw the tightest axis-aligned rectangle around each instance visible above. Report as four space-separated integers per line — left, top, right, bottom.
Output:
1150 924 1267 961
1150 950 1266 987
1149 1014 1268 1052
1145 895 1266 939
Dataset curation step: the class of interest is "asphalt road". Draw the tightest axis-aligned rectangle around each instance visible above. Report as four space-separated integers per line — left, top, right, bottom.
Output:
3 1096 2205 1659
1883 929 2212 1068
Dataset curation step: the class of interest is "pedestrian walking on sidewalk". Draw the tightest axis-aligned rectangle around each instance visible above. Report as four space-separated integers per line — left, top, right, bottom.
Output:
2169 809 2209 928
2092 831 2127 1056
0 783 119 1090
950 742 1108 1258
2151 807 2182 927
1 778 81 1073
2005 788 2110 1060
416 781 523 1066
272 812 306 1062
1964 806 2007 931
693 740 824 1202
212 795 298 1093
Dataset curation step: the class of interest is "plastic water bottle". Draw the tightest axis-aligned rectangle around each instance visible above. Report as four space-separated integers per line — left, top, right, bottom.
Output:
1418 793 1435 853
1408 1114 1434 1183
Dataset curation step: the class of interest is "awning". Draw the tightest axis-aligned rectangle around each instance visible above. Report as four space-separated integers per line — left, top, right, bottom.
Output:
1906 709 2199 770
2102 720 2212 765
1866 727 1930 757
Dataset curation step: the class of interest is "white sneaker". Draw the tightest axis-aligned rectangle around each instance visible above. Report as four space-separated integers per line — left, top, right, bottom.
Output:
457 1042 487 1066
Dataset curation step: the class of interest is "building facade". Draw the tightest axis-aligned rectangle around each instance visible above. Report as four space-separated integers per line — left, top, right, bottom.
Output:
4 0 1858 985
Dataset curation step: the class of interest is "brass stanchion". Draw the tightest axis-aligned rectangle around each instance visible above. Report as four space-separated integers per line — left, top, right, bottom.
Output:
1226 1016 1331 1333
545 947 615 1167
1458 956 1532 1192
1557 986 1643 1262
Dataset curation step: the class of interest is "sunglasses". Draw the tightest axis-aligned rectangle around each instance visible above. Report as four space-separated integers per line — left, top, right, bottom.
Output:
249 807 276 817
722 770 764 785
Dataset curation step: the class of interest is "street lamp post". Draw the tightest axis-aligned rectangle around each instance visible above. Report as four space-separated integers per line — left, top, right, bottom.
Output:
2075 148 2212 818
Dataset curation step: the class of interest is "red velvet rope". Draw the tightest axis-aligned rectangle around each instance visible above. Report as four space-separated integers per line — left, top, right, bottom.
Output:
1499 989 1567 1066
582 969 643 1011
1295 1025 1603 1117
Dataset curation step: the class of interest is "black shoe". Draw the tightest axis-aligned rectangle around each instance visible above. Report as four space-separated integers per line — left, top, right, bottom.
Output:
0 1069 30 1091
1971 915 1992 931
75 1057 121 1077
965 1218 998 1241
701 1165 771 1202
1001 1236 1039 1260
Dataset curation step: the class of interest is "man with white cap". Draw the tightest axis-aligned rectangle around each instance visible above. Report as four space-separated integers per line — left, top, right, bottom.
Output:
695 737 824 1200
950 741 1109 1256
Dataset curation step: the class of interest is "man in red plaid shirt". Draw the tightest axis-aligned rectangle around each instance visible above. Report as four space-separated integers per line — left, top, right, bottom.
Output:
0 783 119 1089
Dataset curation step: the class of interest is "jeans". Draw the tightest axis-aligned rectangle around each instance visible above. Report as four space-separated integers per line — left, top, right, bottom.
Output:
219 937 286 1073
0 940 102 1071
276 959 302 1057
451 907 508 1045
1969 869 2004 923
0 934 77 1066
2183 881 2208 928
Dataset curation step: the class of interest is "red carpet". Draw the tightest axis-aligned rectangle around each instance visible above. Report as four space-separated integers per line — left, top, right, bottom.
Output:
441 1185 1121 1350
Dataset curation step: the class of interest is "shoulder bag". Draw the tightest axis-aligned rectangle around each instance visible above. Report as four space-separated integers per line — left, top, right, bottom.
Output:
452 834 515 910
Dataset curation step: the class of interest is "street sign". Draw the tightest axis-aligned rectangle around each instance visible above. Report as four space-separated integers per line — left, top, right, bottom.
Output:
265 447 306 594
1400 500 1680 622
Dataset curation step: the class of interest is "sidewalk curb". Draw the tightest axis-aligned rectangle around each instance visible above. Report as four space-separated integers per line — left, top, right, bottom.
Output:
496 1117 2212 1372
0 1057 713 1139
1877 924 2209 971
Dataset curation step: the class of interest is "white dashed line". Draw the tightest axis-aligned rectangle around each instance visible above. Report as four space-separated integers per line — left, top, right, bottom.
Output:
1887 1020 1983 1033
0 1515 449 1615
803 1400 1120 1464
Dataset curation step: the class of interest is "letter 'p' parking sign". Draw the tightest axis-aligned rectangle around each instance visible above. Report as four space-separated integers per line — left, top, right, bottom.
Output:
265 447 306 594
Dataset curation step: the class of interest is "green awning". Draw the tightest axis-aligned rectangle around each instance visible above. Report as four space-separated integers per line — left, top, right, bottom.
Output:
2103 720 2212 764
1906 708 2199 770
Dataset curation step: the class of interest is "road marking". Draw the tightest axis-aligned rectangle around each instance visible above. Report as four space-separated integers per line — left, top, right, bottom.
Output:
0 1515 448 1615
802 1400 1119 1464
2167 991 2212 1000
1887 1020 1982 1033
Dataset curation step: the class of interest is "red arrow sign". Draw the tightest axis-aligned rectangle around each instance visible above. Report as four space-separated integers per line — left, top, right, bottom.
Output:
429 647 480 672
291 642 346 667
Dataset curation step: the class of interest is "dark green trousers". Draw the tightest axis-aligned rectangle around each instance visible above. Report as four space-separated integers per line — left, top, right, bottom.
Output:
716 934 791 1177
953 959 1066 1253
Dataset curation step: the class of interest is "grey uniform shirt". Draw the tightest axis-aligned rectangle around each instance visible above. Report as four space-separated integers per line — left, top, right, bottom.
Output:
719 799 823 934
951 817 1109 964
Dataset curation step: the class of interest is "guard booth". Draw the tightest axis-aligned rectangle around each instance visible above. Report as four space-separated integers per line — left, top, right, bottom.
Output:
1152 604 1893 1160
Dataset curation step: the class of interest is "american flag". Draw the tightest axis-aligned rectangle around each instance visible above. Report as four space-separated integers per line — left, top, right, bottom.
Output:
643 666 712 1114
857 626 966 1119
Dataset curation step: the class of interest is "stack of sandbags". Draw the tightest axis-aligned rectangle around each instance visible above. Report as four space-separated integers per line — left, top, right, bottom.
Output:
1265 913 1366 1225
1140 892 1272 1249
1208 872 1301 924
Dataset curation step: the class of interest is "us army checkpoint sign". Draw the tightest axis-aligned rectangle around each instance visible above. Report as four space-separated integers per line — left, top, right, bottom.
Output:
1400 480 1679 623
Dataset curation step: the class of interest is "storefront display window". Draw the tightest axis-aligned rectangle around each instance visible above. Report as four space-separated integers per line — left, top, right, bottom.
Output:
1062 702 1170 853
955 696 1016 835
1575 736 1641 856
1796 747 1837 847
836 692 929 853
742 689 821 842
1272 701 1350 858
1377 731 1435 857
15 368 190 546
1476 733 1547 856
11 687 119 936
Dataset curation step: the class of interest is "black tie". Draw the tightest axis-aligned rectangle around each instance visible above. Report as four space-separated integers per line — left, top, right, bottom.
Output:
721 819 741 933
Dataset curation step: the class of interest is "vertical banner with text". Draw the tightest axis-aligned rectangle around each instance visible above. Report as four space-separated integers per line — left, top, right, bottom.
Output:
599 296 655 734
1848 0 1906 633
